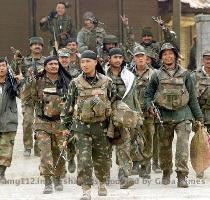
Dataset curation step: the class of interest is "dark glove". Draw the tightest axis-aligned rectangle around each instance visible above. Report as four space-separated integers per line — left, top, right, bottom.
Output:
48 10 57 20
192 120 202 132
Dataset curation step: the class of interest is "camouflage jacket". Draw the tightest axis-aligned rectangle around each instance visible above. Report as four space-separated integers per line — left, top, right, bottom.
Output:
77 26 106 53
66 55 81 78
40 14 76 48
61 72 116 132
130 64 154 110
193 66 210 124
145 64 203 123
23 73 65 122
17 55 45 105
105 64 141 113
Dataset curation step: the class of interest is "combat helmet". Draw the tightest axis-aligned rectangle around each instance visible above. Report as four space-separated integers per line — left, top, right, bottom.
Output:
159 42 178 59
103 35 118 44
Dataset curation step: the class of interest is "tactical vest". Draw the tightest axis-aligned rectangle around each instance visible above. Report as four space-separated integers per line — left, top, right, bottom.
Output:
136 68 152 109
155 68 189 110
73 74 112 123
195 69 210 108
37 77 63 120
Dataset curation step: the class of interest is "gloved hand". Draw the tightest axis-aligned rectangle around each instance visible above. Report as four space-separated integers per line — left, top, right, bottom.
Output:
192 120 202 132
48 10 57 20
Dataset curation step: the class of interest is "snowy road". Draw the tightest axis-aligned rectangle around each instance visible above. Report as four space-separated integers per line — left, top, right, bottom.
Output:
1 98 210 200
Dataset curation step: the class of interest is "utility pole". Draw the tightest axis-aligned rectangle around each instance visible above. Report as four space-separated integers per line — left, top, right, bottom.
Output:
173 0 181 49
28 0 37 37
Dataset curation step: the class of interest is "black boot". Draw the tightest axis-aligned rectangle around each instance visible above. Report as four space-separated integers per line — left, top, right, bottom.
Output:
131 161 140 175
152 160 162 173
177 173 188 188
118 168 134 189
162 170 171 185
53 176 63 191
68 159 76 173
43 176 53 194
0 165 6 184
139 165 151 179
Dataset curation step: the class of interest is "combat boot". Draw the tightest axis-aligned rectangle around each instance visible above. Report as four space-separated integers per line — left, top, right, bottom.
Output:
0 165 6 184
131 161 140 175
177 173 188 188
152 161 162 173
196 172 204 179
98 182 107 196
23 149 31 157
162 170 170 185
53 176 63 191
34 141 40 157
43 176 53 194
118 168 134 189
81 185 91 200
68 159 76 173
139 165 151 179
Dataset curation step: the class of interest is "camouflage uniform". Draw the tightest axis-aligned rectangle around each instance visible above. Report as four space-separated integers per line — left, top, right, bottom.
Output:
130 64 155 169
77 26 106 53
145 64 203 179
0 71 19 182
40 13 76 49
194 65 210 133
105 64 142 187
23 72 66 177
61 72 115 188
20 55 45 153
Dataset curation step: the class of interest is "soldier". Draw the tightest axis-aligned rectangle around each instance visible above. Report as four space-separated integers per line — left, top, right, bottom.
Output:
40 1 76 49
193 50 210 178
61 50 115 200
121 14 161 68
22 55 71 194
99 34 118 67
129 45 155 178
65 38 81 78
105 48 143 189
13 37 45 157
144 43 203 188
0 57 22 183
77 11 106 53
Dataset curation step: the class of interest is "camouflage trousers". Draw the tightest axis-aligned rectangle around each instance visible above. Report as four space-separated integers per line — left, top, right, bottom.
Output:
0 132 16 167
130 118 155 166
115 127 132 177
153 123 160 163
159 120 191 175
22 103 35 150
75 124 111 187
66 140 76 161
34 117 66 177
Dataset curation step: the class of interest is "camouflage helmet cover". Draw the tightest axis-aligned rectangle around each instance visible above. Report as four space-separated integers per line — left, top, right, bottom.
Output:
103 35 118 44
159 42 178 59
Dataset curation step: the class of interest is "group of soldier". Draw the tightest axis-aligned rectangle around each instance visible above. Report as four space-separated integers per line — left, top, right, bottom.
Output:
0 1 210 200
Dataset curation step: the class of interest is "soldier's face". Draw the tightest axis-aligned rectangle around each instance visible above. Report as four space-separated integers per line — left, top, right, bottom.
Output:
84 19 94 29
203 56 210 68
66 42 78 54
161 49 176 67
142 35 152 44
56 3 65 16
146 56 152 64
59 56 70 68
0 61 7 77
30 43 43 54
109 55 123 68
45 60 59 75
80 58 97 75
134 54 147 67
